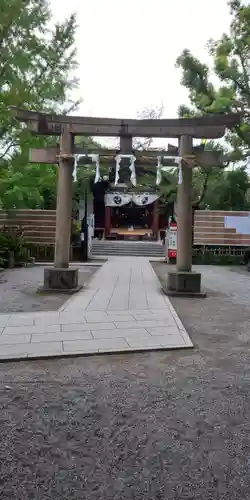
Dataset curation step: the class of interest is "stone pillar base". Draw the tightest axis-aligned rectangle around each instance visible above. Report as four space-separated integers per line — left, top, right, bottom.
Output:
164 271 206 298
41 268 82 294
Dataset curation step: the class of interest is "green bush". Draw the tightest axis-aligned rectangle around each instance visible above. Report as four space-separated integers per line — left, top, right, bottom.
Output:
169 250 243 266
0 233 9 267
192 250 242 266
0 226 29 267
72 220 81 234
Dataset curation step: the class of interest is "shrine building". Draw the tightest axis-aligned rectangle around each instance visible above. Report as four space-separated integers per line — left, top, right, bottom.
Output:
89 161 172 241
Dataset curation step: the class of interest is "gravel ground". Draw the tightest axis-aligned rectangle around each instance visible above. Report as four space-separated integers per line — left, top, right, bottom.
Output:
0 264 100 313
1 264 250 499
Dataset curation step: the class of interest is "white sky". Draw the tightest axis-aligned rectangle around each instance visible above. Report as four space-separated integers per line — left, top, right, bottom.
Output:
50 0 232 147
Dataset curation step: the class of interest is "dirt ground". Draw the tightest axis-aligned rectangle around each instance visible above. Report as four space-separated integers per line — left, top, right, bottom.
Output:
1 263 250 499
0 264 100 313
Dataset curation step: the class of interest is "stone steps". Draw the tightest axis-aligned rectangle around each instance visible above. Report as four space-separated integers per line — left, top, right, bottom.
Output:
92 241 164 257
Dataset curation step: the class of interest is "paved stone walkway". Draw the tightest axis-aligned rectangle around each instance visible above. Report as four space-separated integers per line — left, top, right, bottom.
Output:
0 257 192 360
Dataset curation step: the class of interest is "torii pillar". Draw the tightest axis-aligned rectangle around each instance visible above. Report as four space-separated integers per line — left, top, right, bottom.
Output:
167 135 205 296
43 125 81 292
177 135 193 272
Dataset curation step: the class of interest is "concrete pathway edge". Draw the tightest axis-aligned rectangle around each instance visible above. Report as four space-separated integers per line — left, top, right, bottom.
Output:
0 257 193 361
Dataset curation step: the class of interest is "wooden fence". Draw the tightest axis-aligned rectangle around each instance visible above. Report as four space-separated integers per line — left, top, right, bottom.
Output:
0 210 56 245
1 209 250 247
194 210 250 246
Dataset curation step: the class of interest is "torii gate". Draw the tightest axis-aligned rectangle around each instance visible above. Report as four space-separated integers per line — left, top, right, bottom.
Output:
14 109 240 295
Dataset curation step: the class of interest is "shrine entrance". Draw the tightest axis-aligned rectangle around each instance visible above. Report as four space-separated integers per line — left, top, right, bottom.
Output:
104 191 159 240
109 203 153 240
13 108 240 295
112 203 151 228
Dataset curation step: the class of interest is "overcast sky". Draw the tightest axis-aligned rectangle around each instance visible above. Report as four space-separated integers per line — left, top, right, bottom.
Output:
50 0 232 147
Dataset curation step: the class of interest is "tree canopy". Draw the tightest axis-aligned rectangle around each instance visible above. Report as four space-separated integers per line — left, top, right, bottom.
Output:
176 0 250 164
1 0 250 214
0 0 79 209
175 0 250 212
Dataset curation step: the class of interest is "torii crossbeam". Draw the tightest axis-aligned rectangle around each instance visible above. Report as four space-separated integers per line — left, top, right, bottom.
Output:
29 145 225 169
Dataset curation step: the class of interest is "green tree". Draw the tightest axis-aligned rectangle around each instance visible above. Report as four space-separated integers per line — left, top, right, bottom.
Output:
0 0 80 208
200 166 250 210
176 0 250 163
0 158 57 209
72 137 105 208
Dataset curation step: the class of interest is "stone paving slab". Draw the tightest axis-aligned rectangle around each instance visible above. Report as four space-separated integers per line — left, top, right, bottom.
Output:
0 257 193 360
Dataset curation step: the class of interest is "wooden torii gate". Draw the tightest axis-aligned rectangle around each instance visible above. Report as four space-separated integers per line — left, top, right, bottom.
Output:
14 109 240 295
